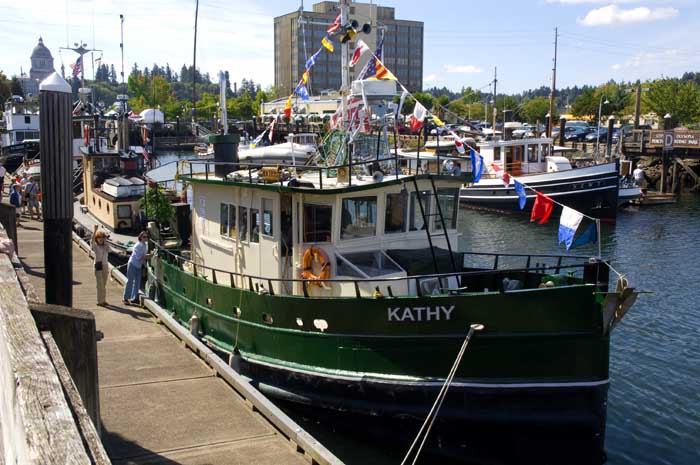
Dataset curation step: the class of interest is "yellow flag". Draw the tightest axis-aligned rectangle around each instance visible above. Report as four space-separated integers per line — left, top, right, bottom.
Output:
432 115 445 127
321 36 334 53
302 70 310 84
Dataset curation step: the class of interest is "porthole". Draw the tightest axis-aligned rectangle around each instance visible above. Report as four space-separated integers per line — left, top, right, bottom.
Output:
262 313 274 325
233 307 241 318
206 297 213 307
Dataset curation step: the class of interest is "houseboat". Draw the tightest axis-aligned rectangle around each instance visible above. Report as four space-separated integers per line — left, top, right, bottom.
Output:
459 137 620 220
145 78 636 463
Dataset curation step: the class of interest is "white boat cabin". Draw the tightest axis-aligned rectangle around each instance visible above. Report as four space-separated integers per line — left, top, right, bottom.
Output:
478 137 557 176
187 169 463 298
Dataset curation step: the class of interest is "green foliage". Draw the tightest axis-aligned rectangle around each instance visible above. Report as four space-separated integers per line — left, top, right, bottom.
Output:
571 87 597 118
644 78 700 127
140 186 174 225
0 70 11 101
10 76 23 97
520 97 551 124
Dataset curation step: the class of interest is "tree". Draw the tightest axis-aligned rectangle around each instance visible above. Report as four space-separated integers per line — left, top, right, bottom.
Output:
520 97 551 124
495 95 520 120
141 186 175 225
10 76 23 97
644 78 700 127
109 64 118 84
460 86 481 103
571 87 597 118
0 71 11 101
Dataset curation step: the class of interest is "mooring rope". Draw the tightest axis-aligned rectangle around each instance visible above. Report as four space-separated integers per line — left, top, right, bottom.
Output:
400 323 484 465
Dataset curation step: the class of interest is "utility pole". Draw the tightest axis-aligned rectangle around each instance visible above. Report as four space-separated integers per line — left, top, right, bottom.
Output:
492 67 497 139
547 27 558 138
192 0 200 124
634 83 642 129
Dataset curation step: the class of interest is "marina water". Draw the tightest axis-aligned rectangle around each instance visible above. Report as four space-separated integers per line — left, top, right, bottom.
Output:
152 153 699 464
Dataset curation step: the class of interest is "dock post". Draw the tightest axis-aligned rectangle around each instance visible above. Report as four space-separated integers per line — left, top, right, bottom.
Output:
39 72 74 306
661 114 672 193
606 115 615 158
558 116 566 147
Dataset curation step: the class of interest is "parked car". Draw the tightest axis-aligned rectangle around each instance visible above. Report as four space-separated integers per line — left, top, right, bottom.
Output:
612 124 652 142
564 127 591 142
585 127 609 142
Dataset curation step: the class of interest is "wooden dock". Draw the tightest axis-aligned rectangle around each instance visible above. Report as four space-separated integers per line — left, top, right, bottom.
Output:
5 216 341 465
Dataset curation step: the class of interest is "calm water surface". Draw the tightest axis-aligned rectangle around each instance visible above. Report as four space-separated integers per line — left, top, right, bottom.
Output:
154 151 700 464
285 196 700 465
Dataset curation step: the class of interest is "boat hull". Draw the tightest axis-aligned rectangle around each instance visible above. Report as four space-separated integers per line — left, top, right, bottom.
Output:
460 162 620 220
151 257 612 463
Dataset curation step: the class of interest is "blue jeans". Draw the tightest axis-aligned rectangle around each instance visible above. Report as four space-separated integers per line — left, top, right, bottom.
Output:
123 263 142 302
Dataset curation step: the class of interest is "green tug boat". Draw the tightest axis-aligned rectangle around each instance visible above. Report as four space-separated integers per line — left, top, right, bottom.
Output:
145 30 637 461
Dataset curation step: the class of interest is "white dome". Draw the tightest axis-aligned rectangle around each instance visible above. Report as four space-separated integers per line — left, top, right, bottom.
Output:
139 108 164 124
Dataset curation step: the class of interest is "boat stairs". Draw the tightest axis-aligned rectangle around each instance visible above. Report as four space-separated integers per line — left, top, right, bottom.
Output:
0 206 341 465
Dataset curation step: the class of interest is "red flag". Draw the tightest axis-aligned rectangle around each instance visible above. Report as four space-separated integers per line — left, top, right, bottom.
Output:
327 14 341 33
530 191 554 224
491 163 511 188
410 102 427 132
449 130 465 154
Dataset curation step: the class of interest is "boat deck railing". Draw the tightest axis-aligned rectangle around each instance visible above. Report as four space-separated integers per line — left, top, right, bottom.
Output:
177 153 472 190
151 241 606 298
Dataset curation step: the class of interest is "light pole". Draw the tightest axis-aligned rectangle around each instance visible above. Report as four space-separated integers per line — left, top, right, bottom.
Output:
595 96 609 155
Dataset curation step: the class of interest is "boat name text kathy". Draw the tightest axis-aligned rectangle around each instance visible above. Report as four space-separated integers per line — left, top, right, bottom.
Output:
387 305 454 322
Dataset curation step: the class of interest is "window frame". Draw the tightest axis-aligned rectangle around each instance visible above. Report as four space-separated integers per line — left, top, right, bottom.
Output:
340 196 378 240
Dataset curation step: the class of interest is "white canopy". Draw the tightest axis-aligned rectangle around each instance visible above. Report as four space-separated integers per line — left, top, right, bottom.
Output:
139 108 165 124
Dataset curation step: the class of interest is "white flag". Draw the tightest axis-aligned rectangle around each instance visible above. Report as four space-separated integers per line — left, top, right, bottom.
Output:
558 206 584 250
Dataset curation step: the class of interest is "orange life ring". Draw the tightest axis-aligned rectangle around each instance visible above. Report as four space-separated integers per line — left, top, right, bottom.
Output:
83 125 90 145
300 246 330 286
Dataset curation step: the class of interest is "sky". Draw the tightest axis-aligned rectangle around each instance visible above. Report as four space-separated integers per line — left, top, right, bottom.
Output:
1 0 699 95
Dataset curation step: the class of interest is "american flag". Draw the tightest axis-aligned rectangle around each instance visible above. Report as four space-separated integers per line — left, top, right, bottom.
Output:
358 36 384 80
70 56 82 77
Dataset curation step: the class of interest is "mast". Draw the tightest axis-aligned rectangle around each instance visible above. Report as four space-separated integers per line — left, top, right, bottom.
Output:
492 67 497 140
547 27 558 138
340 0 349 126
119 14 125 87
192 0 200 124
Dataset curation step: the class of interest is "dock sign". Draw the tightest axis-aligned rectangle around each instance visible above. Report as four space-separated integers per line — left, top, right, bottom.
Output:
664 131 674 151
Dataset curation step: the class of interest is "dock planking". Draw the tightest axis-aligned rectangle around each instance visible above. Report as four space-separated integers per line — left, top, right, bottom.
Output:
15 217 326 465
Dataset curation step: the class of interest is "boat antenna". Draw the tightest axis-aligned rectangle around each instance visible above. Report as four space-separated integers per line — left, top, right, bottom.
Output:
492 66 497 139
120 14 125 87
547 27 558 138
192 0 200 124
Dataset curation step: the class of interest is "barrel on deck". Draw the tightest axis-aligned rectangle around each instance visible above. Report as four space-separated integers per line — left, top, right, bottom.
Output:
209 133 240 178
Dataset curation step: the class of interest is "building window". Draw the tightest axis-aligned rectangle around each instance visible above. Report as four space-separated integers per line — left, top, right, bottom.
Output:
303 204 332 242
341 197 377 239
262 198 273 237
434 189 459 230
385 192 407 234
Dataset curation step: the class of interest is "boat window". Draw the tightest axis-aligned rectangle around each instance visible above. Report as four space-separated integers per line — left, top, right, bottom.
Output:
117 205 131 219
341 196 377 239
250 208 260 243
434 189 459 230
228 204 236 238
304 204 332 242
493 146 501 161
527 145 537 162
542 145 550 158
335 254 366 278
385 191 408 234
238 206 248 241
338 251 403 277
220 203 229 236
262 198 273 237
409 191 431 231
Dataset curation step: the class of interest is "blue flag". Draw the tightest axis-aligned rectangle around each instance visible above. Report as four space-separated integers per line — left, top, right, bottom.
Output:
470 148 484 183
305 50 320 70
514 180 527 210
571 222 597 248
295 83 310 101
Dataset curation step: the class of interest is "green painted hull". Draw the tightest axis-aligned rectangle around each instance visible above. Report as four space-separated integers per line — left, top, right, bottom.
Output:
151 258 612 462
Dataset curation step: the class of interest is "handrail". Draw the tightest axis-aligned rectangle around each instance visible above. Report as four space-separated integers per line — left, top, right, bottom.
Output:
152 240 593 289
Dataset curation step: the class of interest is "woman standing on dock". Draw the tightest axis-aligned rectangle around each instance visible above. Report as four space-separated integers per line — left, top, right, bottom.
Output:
91 225 110 306
123 231 150 305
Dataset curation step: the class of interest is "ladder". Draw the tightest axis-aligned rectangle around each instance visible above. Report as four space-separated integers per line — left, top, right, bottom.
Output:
411 176 458 276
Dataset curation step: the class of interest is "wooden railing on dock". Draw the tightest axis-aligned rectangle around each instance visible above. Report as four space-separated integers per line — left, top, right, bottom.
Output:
0 223 109 465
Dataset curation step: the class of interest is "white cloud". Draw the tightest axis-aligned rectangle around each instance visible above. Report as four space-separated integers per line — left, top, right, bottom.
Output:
579 5 678 26
443 65 483 74
611 49 680 70
547 0 638 4
424 73 439 82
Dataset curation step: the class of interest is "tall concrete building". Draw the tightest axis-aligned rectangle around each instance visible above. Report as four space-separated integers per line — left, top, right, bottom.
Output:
274 2 423 97
21 37 56 96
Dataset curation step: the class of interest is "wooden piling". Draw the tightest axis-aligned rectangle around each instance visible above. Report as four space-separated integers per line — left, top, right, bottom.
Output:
558 116 566 147
606 116 615 158
39 73 73 307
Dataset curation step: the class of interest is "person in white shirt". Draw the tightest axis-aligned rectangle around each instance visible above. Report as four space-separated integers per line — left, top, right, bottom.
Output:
633 166 646 187
123 231 151 304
